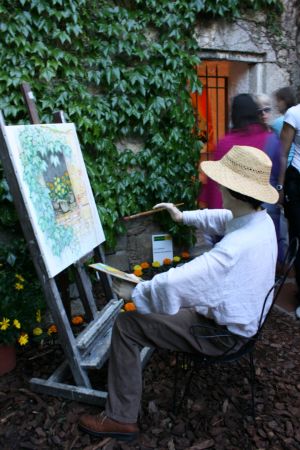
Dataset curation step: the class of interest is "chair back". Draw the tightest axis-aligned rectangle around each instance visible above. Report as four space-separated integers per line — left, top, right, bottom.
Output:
256 237 299 338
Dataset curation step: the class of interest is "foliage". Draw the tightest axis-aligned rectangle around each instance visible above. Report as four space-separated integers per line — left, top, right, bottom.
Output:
0 239 46 345
201 0 283 17
0 0 282 251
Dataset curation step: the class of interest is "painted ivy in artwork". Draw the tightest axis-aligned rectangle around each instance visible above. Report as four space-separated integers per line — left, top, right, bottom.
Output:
19 127 74 257
4 123 105 278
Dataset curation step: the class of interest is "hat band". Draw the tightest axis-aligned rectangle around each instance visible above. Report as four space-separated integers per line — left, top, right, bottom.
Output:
225 155 270 184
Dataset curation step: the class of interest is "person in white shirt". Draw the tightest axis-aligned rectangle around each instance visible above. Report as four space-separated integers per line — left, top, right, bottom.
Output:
79 145 278 442
280 103 300 306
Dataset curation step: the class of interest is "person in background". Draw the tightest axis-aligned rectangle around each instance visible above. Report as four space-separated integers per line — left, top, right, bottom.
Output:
78 146 278 441
279 100 300 310
272 87 296 261
272 87 296 165
255 93 272 130
198 93 283 262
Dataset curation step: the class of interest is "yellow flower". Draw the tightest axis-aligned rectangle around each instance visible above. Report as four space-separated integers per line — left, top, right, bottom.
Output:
36 310 41 323
15 274 25 282
152 261 161 268
133 264 142 271
33 327 43 336
13 319 21 329
0 317 10 330
15 282 24 290
173 256 181 263
18 333 29 346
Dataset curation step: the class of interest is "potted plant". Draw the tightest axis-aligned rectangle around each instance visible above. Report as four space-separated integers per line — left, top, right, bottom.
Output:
0 238 46 375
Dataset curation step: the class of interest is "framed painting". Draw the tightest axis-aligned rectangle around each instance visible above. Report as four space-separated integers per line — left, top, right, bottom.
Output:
3 123 105 278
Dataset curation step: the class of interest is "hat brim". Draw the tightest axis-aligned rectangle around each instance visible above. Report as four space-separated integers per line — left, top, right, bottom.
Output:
201 160 279 204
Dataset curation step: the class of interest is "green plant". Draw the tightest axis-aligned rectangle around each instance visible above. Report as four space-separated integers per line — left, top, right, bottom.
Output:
0 0 283 252
0 239 47 346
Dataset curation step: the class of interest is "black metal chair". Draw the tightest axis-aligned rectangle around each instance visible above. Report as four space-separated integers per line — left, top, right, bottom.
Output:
172 237 299 418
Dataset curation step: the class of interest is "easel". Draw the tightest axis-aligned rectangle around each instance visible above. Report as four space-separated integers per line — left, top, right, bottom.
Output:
0 83 152 405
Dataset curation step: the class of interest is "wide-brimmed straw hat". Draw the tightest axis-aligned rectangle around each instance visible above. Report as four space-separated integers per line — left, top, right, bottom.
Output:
201 145 279 204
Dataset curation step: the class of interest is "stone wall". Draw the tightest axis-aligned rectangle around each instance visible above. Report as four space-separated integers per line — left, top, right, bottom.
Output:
105 216 166 271
194 2 300 100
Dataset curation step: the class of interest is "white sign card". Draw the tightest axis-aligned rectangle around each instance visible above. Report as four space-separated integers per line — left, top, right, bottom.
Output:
152 233 173 264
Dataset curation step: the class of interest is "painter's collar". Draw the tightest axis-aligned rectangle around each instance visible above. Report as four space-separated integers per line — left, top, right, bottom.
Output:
225 208 267 235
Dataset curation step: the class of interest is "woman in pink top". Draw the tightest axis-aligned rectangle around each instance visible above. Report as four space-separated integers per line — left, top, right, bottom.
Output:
199 93 283 260
199 94 281 209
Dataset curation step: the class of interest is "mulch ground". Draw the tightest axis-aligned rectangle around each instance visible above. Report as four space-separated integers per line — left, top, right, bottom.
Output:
1 307 300 450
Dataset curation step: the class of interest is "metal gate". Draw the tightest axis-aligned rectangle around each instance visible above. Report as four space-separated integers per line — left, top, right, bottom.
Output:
192 63 229 162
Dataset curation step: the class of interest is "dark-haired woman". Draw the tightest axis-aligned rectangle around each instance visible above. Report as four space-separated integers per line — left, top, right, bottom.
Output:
198 93 283 260
199 93 281 209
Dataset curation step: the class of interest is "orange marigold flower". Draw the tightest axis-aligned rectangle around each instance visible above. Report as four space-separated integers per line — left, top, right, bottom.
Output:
124 302 136 312
48 324 58 335
71 315 84 325
181 251 190 259
163 258 172 265
140 262 150 269
133 268 143 277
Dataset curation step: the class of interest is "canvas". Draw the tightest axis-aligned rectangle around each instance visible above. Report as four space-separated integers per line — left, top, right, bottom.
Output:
3 123 105 278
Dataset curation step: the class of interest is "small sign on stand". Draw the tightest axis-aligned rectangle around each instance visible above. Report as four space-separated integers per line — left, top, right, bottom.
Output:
152 233 173 263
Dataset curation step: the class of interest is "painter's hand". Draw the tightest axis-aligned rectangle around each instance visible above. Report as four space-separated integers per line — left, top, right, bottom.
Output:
112 279 136 301
153 203 183 222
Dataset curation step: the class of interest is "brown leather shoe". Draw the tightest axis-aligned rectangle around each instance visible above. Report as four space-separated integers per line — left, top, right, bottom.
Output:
78 412 139 442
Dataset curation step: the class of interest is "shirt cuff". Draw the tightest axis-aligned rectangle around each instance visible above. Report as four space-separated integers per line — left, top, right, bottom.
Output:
132 281 153 314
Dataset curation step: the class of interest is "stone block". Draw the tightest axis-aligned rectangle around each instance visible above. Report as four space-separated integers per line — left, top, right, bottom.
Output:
105 251 130 271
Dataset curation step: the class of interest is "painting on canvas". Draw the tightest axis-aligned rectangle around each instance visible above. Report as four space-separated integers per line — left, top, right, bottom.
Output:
3 123 105 278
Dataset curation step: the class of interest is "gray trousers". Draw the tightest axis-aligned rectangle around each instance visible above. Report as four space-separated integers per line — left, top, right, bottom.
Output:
105 309 246 423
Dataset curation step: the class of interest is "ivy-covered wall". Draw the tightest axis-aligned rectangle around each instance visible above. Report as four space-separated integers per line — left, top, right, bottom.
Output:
0 0 282 250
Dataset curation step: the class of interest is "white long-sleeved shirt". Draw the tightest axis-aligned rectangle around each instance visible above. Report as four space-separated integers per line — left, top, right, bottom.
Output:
132 209 277 337
284 104 300 171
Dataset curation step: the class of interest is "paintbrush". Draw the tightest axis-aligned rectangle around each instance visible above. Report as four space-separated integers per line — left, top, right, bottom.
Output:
123 203 184 221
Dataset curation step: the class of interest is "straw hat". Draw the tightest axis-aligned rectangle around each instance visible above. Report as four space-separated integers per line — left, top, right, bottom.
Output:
200 145 279 204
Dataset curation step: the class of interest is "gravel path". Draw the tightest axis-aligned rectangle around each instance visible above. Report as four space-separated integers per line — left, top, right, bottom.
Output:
1 307 300 450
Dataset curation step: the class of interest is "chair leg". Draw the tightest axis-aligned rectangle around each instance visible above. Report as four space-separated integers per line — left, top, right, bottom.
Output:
249 352 256 419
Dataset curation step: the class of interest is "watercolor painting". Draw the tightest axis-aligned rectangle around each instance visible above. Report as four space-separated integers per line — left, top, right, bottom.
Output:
4 123 105 278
